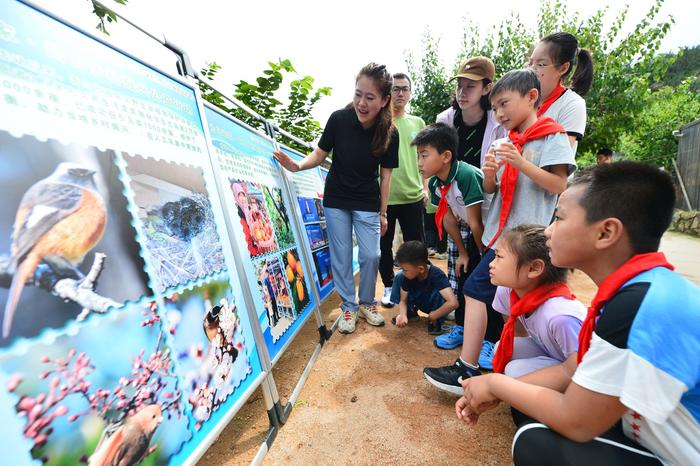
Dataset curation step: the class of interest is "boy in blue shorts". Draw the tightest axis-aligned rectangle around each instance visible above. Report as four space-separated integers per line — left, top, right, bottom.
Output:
424 69 575 393
390 241 458 334
458 161 699 465
413 123 488 345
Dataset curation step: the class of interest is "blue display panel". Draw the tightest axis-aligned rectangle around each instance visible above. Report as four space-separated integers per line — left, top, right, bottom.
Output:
0 2 264 464
204 105 317 364
284 149 335 301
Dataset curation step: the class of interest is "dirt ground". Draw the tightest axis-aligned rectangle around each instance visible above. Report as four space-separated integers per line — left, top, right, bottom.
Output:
199 258 599 466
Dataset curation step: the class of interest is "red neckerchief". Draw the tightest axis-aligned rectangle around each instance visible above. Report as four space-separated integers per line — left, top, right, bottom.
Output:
537 82 566 117
485 117 565 249
434 183 451 240
577 252 674 364
492 283 575 373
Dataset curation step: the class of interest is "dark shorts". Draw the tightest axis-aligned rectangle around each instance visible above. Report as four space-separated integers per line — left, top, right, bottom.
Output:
461 248 497 305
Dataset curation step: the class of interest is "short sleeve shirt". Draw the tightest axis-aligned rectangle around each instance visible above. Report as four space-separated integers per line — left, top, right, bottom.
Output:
319 107 400 212
429 161 484 225
572 267 700 466
389 114 426 205
492 286 585 362
482 132 575 247
401 264 451 294
542 89 587 155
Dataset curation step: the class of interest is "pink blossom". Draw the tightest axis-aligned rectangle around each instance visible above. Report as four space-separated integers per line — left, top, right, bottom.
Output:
17 397 35 412
54 405 68 416
7 374 22 392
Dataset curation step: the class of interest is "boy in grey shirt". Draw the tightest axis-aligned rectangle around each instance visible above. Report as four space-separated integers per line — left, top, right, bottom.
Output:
424 69 575 394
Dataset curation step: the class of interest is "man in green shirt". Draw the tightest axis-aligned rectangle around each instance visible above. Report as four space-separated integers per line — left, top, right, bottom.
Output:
380 73 427 307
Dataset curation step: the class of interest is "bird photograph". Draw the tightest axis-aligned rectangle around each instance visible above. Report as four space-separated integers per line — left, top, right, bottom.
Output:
0 133 151 346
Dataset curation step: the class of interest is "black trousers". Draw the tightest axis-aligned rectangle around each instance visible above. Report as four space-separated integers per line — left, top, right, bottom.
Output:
379 200 425 287
424 211 447 253
511 409 663 466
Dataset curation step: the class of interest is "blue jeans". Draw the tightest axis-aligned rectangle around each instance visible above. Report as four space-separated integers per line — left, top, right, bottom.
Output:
390 272 446 318
325 207 380 311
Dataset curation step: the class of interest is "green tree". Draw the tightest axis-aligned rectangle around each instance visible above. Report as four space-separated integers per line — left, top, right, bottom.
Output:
89 0 128 35
406 0 680 162
198 60 331 153
619 79 700 169
405 30 452 125
658 45 700 92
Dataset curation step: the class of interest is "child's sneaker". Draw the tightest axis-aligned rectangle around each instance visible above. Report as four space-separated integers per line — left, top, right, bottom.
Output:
434 324 464 349
337 310 358 334
423 358 481 395
427 320 443 335
357 303 385 326
445 310 456 321
478 340 496 371
427 247 437 257
380 288 394 308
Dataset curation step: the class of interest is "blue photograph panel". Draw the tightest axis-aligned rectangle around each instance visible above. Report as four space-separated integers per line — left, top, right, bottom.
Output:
285 150 336 301
0 2 266 464
205 106 317 362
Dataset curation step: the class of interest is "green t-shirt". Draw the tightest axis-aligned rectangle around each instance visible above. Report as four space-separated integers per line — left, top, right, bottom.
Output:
389 114 426 205
429 161 484 225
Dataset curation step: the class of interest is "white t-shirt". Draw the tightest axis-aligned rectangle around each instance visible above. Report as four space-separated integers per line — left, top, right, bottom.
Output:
542 89 587 155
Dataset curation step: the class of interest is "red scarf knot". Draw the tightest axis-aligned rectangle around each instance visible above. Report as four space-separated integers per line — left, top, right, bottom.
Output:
577 252 674 364
492 283 575 373
485 117 565 249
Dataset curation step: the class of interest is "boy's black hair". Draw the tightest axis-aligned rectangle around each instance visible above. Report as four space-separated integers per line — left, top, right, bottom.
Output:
490 69 542 108
411 123 458 164
571 161 676 254
395 240 429 266
596 148 613 157
392 72 412 89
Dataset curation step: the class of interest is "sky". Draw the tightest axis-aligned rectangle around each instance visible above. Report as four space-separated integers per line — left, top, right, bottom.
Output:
32 0 700 127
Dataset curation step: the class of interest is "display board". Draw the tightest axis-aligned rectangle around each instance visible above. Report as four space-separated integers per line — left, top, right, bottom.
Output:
282 149 335 301
0 2 265 465
203 105 317 365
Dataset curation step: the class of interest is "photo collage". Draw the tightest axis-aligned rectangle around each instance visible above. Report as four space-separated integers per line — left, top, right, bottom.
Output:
298 196 333 293
230 178 311 343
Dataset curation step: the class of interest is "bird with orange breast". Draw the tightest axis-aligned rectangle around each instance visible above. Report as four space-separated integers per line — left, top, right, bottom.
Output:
3 162 107 337
88 404 163 466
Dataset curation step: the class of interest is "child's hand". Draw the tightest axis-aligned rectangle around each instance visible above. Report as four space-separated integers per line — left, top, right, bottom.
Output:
455 253 469 278
461 375 501 415
455 396 480 425
493 143 525 170
482 152 504 180
395 314 408 327
428 311 439 323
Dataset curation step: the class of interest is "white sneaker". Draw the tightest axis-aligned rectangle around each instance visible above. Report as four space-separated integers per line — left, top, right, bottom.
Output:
358 303 385 326
446 310 456 321
337 310 358 334
380 288 394 308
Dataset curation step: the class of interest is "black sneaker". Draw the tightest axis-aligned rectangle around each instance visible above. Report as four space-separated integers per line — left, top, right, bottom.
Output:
423 359 481 395
427 321 443 335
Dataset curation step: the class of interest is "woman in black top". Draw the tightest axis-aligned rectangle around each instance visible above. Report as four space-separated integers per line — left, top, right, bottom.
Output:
274 63 399 334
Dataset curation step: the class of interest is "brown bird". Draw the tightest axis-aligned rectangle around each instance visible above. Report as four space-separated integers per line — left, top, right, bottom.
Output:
3 162 107 337
88 404 163 466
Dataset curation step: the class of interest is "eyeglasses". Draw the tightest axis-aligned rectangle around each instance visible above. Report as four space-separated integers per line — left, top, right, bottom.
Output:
392 86 410 94
527 62 554 72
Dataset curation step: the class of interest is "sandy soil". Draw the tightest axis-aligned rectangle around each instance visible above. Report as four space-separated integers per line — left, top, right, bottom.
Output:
199 259 598 466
